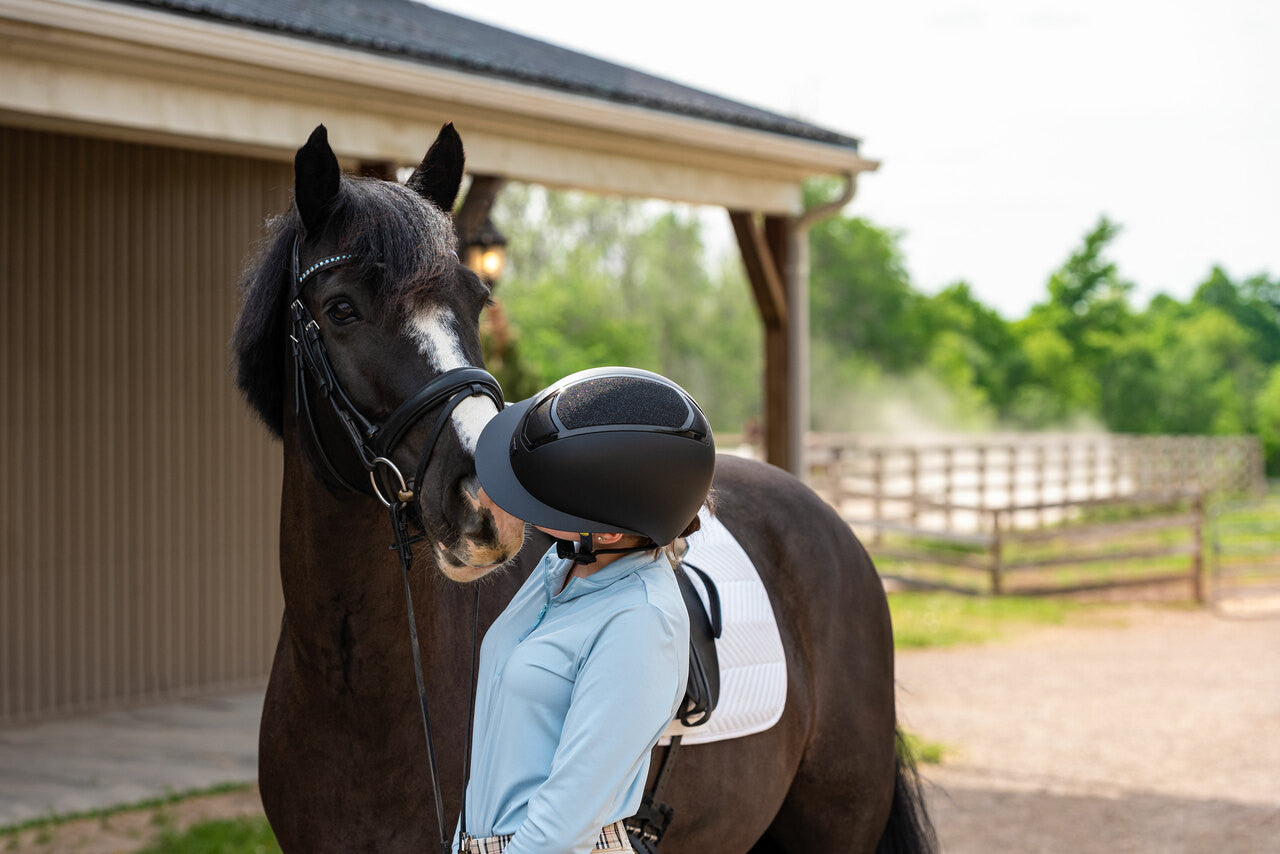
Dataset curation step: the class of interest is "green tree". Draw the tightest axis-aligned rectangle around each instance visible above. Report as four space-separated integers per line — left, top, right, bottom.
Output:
1255 364 1280 473
916 282 1024 413
808 188 923 372
491 184 761 433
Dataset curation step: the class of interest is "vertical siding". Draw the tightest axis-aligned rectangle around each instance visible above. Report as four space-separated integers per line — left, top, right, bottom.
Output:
1 126 290 724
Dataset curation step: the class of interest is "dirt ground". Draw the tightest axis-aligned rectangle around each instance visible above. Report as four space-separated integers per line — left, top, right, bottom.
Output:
898 601 1280 853
1 786 267 854
7 601 1278 853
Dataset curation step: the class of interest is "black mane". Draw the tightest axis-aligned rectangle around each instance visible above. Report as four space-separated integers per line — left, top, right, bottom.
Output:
231 175 456 437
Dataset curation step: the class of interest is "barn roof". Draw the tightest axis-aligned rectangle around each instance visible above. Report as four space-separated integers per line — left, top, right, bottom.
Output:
110 0 860 151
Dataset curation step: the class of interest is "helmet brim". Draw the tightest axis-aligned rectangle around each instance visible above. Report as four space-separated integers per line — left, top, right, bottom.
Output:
475 398 644 536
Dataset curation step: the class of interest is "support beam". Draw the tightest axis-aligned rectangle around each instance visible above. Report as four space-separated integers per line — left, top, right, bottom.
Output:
455 174 506 249
357 160 397 181
729 211 787 328
730 210 800 474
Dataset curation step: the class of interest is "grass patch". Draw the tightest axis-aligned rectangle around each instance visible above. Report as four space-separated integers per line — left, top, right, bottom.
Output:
0 782 254 837
137 816 280 854
901 730 949 765
889 591 1097 649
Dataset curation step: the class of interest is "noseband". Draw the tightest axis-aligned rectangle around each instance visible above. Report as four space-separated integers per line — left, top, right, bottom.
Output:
287 236 504 505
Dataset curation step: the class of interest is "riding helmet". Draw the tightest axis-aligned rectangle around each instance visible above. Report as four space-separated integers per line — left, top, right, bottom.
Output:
475 367 715 546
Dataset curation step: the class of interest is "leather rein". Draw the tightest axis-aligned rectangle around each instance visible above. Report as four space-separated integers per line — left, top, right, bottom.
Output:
288 236 498 854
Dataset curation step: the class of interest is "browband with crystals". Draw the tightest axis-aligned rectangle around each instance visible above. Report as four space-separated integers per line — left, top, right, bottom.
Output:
297 252 356 285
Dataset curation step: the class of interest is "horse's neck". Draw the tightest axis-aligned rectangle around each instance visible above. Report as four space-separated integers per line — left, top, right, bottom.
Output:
276 441 460 699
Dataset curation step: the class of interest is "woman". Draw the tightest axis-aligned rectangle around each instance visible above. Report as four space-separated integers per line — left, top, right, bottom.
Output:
463 366 716 854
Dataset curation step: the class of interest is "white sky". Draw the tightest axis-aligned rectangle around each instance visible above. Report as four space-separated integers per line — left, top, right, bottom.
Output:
426 0 1279 317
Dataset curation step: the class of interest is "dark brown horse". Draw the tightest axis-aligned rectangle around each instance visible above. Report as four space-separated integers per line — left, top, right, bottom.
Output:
232 123 934 853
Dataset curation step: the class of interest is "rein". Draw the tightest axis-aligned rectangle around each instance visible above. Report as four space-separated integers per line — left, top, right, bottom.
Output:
289 235 497 854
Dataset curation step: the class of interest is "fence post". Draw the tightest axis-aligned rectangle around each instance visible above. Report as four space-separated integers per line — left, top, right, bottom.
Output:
1191 491 1205 604
976 445 988 513
829 445 846 515
989 509 1004 595
1035 444 1047 528
1006 444 1018 524
908 446 921 528
871 447 885 545
943 446 955 531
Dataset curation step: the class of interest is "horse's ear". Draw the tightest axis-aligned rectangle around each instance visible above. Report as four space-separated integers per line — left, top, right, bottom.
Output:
294 125 342 237
406 123 465 214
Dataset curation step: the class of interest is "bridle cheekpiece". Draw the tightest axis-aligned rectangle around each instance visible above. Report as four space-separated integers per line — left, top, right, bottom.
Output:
287 235 504 507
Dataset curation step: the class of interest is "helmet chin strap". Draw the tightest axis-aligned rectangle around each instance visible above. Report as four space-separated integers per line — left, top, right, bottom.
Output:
554 532 656 565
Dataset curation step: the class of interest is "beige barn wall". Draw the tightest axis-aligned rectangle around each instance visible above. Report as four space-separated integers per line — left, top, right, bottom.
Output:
1 125 287 725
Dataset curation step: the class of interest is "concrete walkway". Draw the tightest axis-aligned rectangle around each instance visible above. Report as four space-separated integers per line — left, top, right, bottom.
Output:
0 689 263 827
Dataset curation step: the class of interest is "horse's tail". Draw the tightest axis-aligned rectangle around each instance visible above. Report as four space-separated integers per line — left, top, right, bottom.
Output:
874 729 938 854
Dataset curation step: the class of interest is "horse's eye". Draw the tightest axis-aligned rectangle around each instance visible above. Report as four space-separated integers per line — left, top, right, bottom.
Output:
325 299 360 325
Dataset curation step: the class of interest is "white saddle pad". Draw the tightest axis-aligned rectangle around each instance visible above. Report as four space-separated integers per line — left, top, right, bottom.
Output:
660 509 787 746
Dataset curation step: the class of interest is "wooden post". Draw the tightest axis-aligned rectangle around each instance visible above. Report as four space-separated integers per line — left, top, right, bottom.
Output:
830 445 846 516
871 447 885 544
976 445 988 512
989 509 1004 595
1035 444 1047 528
455 175 507 251
357 160 397 181
1086 441 1098 500
1191 491 1205 604
943 446 955 531
729 211 795 473
1110 437 1123 499
1006 444 1018 525
1061 442 1073 504
908 446 921 528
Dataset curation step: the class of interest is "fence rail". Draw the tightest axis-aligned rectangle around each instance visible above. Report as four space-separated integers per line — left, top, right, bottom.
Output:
851 492 1206 598
1209 496 1280 607
798 433 1263 536
722 431 1265 599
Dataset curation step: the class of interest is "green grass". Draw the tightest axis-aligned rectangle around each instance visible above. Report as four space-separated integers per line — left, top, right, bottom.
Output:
0 782 253 837
888 590 1097 648
137 817 280 854
900 730 949 765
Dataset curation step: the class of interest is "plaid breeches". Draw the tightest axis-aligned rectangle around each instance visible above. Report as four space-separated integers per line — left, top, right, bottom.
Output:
462 819 632 853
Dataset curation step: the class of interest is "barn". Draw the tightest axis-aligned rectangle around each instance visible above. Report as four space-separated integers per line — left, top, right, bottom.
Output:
0 0 876 724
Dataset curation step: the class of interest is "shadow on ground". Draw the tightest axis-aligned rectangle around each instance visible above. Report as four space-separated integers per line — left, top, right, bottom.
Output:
926 778 1280 853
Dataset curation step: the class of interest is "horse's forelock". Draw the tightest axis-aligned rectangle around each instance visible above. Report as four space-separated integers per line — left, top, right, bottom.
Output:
231 176 459 438
334 178 457 318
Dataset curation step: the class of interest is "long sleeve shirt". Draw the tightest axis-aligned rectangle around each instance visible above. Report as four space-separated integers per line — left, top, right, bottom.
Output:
459 547 689 854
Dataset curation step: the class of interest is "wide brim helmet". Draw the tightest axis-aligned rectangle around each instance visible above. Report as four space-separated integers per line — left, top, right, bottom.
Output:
476 367 715 546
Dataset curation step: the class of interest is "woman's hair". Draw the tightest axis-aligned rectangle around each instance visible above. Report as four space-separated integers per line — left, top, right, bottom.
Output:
655 490 716 568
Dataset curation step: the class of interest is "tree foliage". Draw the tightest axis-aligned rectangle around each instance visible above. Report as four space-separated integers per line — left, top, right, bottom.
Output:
485 183 1280 473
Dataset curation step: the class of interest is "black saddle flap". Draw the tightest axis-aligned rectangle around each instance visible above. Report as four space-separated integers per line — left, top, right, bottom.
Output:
675 562 721 727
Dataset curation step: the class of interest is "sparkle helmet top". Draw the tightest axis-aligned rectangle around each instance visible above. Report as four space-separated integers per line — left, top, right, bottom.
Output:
476 367 715 547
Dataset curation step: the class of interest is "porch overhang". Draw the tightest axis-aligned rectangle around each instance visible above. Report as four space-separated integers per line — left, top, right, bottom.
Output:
0 0 878 214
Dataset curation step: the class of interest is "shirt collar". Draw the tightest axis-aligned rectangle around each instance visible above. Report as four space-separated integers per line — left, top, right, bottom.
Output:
541 549 660 604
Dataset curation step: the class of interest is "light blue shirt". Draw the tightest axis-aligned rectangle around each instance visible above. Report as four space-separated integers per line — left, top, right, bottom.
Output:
459 547 689 854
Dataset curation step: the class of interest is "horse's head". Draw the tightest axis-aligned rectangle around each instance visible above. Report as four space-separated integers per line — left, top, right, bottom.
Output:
233 124 525 582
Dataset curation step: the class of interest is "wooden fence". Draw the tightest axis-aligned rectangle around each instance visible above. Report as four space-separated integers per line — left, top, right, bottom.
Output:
856 491 1206 598
717 432 1264 598
803 433 1263 534
1208 496 1280 608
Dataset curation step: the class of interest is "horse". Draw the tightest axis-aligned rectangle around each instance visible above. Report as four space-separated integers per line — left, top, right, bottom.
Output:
232 122 934 853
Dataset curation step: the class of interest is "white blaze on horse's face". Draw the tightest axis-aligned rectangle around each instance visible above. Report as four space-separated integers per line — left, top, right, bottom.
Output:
407 306 498 453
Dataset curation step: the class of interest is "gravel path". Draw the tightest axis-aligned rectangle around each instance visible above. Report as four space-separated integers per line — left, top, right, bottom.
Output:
896 604 1280 853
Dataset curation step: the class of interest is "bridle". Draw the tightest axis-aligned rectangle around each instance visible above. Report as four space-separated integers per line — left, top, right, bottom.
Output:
288 234 499 854
287 236 504 507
